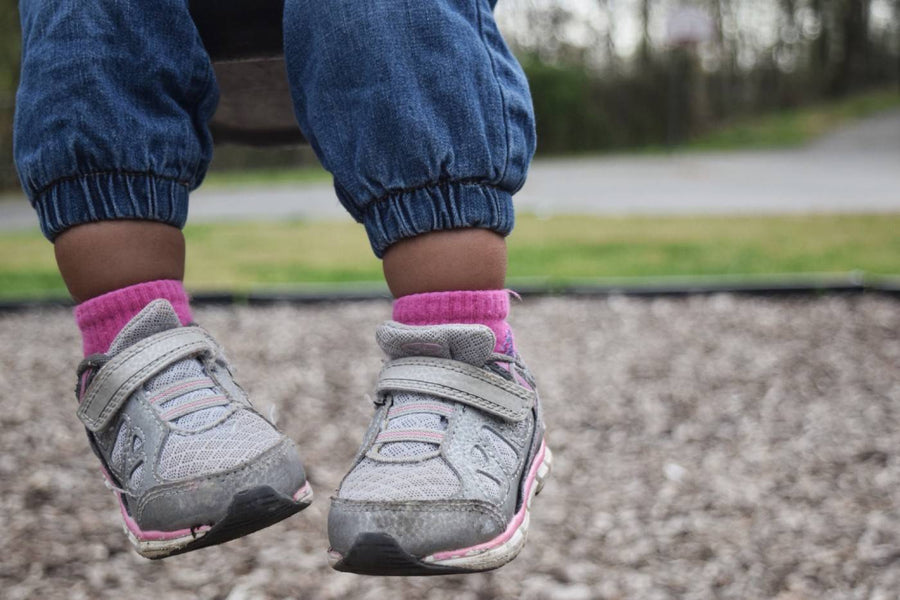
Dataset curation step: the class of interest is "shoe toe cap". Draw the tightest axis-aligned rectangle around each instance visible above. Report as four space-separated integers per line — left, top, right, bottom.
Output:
132 438 306 533
328 497 506 559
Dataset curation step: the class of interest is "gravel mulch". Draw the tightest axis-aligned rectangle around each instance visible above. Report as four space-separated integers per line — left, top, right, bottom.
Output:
1 295 898 599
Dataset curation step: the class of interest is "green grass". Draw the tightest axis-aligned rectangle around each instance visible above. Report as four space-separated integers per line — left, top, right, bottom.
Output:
2 214 898 300
685 88 900 151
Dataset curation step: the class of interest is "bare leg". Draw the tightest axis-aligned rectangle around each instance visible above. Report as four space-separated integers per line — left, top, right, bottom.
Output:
54 221 185 302
381 229 507 297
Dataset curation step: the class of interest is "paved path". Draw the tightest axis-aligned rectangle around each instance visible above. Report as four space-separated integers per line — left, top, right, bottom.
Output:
2 109 899 230
2 296 898 598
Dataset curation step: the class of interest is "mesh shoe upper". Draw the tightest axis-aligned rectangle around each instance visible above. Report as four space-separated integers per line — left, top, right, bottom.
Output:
335 321 541 507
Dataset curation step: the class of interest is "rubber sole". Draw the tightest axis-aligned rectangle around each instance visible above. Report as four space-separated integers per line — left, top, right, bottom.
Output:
126 482 313 559
330 532 474 576
329 441 552 576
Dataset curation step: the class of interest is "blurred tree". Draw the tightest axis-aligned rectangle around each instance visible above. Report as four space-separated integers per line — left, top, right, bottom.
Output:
1 0 19 190
507 0 899 153
639 0 653 69
831 0 871 94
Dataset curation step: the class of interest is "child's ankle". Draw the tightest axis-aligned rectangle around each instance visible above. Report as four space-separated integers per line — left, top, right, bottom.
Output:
392 289 514 355
74 280 191 356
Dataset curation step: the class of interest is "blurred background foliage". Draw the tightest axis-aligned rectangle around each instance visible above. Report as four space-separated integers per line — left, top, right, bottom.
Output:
1 1 19 191
0 0 898 191
499 0 900 152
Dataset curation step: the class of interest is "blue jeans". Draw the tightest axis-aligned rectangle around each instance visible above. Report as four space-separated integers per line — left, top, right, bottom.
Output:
14 0 535 257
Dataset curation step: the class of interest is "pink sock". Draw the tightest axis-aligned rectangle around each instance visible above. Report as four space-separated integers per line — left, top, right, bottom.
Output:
75 280 192 356
392 290 514 354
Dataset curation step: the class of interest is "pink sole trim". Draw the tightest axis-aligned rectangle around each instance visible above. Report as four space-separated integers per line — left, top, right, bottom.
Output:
120 499 211 542
103 467 311 543
293 481 313 501
104 472 212 542
430 439 547 562
101 466 207 542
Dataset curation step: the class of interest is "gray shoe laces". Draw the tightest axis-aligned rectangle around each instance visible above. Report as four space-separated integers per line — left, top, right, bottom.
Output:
368 353 532 457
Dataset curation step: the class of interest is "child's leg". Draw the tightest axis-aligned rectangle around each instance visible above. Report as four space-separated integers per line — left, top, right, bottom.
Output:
381 229 507 296
16 0 310 557
54 222 185 302
16 1 216 253
283 0 547 574
16 0 207 327
282 0 534 261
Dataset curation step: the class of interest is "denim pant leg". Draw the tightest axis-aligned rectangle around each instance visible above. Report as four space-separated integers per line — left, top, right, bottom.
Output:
283 0 536 257
14 0 218 241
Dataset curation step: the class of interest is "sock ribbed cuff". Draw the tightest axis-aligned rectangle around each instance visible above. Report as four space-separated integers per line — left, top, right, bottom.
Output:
392 290 514 354
75 280 191 356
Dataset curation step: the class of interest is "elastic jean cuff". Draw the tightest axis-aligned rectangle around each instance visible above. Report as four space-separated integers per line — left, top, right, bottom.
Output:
361 181 515 258
31 172 190 241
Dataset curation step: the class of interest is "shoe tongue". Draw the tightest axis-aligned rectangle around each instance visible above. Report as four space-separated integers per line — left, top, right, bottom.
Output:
374 321 496 461
108 299 181 355
107 299 227 432
376 321 496 366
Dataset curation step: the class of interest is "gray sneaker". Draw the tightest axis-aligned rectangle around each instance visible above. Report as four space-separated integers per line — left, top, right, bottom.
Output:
75 299 312 559
327 321 552 575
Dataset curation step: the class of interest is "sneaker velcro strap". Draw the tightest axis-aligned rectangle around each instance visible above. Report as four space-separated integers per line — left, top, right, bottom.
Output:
77 328 217 432
375 357 535 422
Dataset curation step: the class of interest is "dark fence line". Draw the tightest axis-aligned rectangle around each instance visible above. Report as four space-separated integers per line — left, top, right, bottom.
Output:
1 273 897 313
